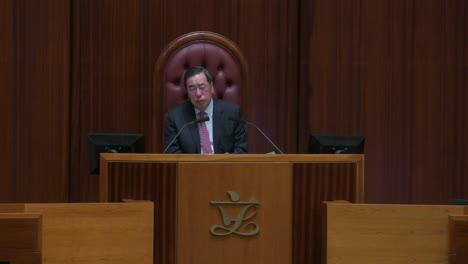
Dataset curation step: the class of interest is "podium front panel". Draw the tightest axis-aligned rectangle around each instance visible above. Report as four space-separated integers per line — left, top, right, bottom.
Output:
177 162 292 264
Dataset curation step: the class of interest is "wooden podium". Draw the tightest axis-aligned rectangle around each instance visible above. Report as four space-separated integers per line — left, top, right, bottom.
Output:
99 154 364 264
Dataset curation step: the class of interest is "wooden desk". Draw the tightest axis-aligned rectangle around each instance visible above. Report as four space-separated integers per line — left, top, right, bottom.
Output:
323 202 466 264
100 153 364 264
0 202 153 264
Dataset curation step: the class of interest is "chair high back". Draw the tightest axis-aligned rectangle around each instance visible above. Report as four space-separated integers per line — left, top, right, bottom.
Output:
154 31 248 150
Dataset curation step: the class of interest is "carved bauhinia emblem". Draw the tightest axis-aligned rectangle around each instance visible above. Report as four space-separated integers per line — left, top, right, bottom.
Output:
210 191 260 237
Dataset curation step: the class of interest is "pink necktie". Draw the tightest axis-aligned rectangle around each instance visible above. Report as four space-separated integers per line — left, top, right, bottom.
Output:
198 112 212 154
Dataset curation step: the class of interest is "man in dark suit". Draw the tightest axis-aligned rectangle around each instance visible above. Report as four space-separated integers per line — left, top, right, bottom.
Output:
164 66 248 154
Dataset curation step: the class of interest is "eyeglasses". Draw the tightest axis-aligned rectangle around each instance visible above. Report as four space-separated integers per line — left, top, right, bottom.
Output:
187 84 209 94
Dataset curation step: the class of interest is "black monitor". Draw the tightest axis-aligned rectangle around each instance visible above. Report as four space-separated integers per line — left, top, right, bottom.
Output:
87 133 144 174
309 134 365 154
451 199 468 205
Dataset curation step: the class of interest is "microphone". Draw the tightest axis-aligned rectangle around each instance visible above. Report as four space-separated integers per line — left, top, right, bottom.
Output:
229 117 284 154
163 116 209 153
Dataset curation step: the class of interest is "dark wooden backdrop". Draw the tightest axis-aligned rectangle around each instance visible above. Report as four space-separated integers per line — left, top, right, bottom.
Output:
0 0 467 204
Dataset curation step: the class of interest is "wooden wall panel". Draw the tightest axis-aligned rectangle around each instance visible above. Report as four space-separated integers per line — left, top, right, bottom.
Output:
0 0 15 202
0 0 70 202
70 0 148 201
299 0 468 204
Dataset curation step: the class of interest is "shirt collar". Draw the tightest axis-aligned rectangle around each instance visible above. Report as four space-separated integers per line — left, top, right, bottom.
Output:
194 99 214 117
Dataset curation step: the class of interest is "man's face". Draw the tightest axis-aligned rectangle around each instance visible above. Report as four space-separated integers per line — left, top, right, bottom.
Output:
186 73 214 111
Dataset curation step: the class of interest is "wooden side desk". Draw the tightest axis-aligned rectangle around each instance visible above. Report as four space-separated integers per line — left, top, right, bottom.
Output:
0 202 153 264
323 202 466 264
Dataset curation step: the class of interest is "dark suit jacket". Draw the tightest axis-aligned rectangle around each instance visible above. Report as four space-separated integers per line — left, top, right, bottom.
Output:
164 99 248 154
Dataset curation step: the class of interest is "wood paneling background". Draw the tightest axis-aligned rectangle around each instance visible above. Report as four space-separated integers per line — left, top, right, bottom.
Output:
0 0 70 202
298 0 468 204
0 0 467 205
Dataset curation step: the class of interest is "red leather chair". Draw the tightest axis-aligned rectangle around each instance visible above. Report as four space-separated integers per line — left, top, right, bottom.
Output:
153 31 249 150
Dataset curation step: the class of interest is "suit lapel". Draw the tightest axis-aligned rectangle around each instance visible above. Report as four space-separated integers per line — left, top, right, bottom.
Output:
213 100 224 153
182 103 200 153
